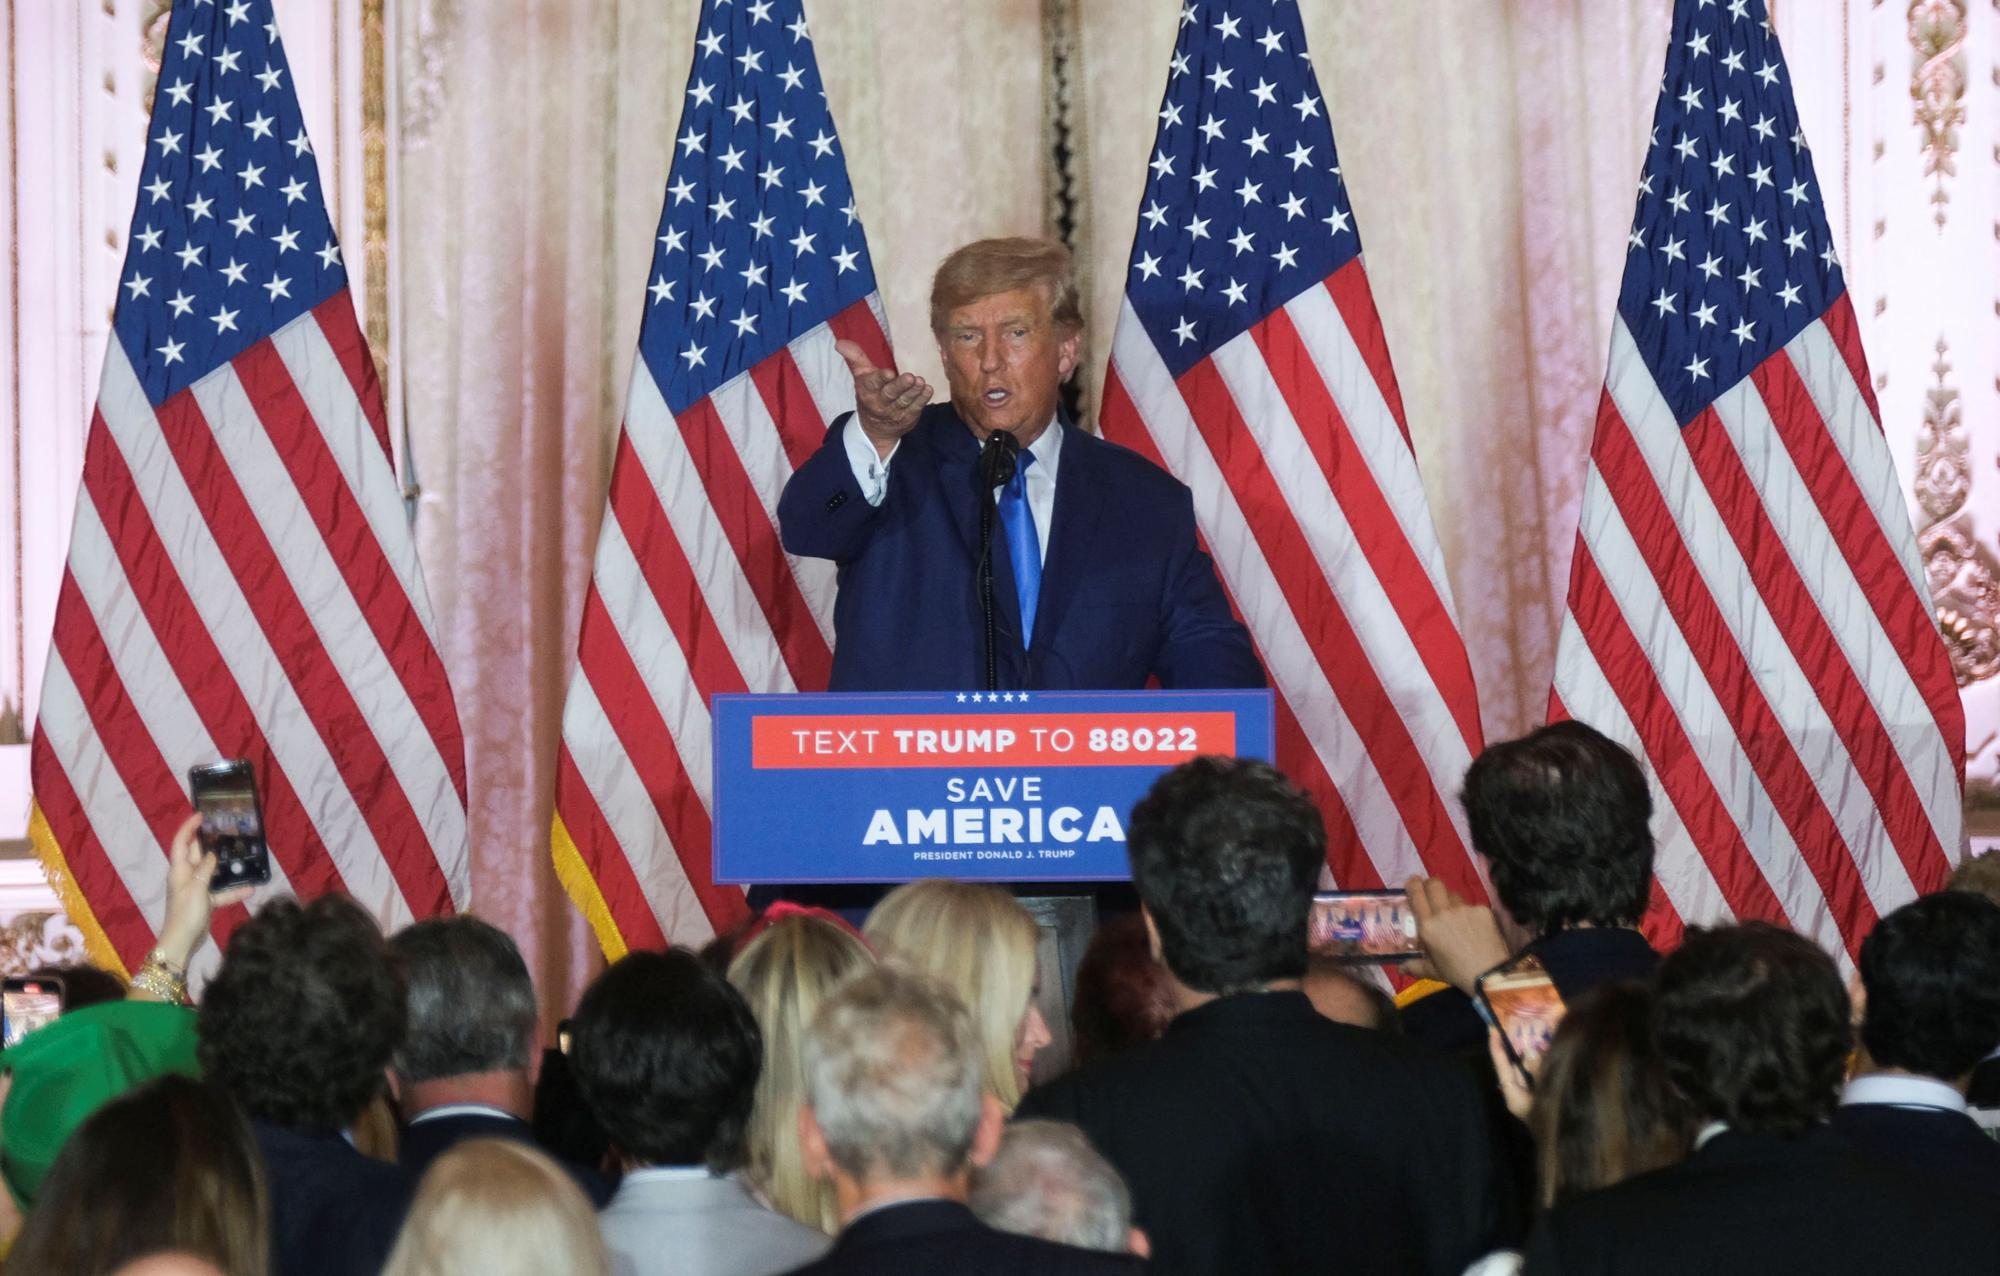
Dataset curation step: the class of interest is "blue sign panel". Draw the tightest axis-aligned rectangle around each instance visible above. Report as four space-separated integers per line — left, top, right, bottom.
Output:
711 689 1276 883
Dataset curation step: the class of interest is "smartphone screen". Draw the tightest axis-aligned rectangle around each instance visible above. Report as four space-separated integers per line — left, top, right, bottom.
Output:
2 977 65 1048
1308 890 1422 962
1475 954 1568 1085
190 759 273 892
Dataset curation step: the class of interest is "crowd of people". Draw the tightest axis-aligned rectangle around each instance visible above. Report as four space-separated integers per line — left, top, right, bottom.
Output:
5 725 2000 1275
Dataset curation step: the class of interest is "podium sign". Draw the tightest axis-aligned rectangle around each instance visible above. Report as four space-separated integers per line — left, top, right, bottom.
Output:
711 690 1276 883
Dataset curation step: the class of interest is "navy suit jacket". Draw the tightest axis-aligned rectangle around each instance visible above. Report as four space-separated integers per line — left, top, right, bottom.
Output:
1828 1100 2000 1185
398 1109 614 1207
254 1121 412 1276
780 1199 1143 1276
777 406 1263 692
1523 1126 2000 1275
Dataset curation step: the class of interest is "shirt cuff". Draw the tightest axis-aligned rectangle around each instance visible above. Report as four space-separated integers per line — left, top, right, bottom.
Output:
842 413 899 506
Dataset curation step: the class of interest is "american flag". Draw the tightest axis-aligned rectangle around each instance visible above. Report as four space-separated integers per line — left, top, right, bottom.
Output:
1099 0 1487 896
1549 0 1963 958
29 0 469 976
552 0 888 953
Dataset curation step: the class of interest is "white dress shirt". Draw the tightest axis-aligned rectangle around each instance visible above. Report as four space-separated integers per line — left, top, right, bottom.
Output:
842 414 1061 564
1839 1072 1968 1113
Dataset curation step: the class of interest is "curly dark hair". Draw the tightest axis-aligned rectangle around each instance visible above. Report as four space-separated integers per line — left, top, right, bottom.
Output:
1462 720 1654 935
197 895 405 1133
1126 756 1325 995
570 948 762 1170
1652 923 1849 1137
1858 891 2000 1081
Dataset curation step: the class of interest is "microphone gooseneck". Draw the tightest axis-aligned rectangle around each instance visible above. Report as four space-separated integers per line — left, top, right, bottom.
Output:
976 430 1020 692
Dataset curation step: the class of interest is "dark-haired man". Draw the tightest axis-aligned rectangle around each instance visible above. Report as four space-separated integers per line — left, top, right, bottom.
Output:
570 948 827 1276
388 917 611 1204
197 895 412 1276
1523 923 2000 1274
1402 720 1661 1052
1017 756 1502 1276
1832 891 2000 1181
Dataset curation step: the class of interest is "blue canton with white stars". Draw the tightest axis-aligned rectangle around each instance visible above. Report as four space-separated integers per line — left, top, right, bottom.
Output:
1125 0 1358 378
1620 0 1843 426
642 0 879 416
115 0 346 407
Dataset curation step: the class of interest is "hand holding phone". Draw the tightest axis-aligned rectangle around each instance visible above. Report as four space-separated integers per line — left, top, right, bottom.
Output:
2 976 65 1049
1474 953 1568 1089
1309 891 1423 962
190 759 272 894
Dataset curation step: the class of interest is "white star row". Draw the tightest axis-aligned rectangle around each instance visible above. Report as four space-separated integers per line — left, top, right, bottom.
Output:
953 691 1030 703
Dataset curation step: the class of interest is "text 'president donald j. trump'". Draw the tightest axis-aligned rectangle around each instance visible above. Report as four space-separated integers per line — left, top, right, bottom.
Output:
777 237 1265 693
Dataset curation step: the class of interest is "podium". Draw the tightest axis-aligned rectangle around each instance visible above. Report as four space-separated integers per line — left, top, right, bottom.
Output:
712 688 1275 1082
710 688 1276 884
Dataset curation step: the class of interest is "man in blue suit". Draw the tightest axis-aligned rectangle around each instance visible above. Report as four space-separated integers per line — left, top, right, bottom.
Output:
778 237 1262 693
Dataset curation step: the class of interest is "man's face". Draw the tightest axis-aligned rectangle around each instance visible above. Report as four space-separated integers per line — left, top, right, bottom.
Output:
936 285 1081 444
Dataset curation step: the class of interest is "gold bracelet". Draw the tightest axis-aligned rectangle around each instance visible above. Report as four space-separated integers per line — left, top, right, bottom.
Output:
143 946 188 980
131 958 189 1005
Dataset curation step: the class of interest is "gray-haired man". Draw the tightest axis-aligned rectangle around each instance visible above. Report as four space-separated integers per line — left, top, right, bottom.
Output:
971 1120 1148 1257
783 967 1141 1276
388 916 609 1203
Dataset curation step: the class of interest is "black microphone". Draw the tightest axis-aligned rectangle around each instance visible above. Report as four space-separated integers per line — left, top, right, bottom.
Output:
978 429 1020 489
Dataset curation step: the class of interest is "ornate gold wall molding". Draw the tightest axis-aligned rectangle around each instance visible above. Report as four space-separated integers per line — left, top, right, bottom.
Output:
1914 336 2000 683
1907 0 1967 229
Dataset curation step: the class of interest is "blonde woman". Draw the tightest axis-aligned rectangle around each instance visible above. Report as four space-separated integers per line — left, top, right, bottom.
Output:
863 880 1054 1110
726 908 875 1234
381 1139 610 1276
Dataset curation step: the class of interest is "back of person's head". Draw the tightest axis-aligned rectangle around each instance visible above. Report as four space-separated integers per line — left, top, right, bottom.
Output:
197 895 405 1133
728 913 876 1232
864 880 1044 1109
1857 892 2000 1081
8 1074 269 1276
1125 756 1324 995
969 1120 1135 1254
380 1138 609 1276
388 916 538 1082
1652 923 1848 1137
1070 913 1176 1066
569 948 761 1171
1947 853 2000 909
1462 721 1653 935
803 965 986 1183
30 962 128 1008
1529 981 1688 1208
1302 958 1398 1031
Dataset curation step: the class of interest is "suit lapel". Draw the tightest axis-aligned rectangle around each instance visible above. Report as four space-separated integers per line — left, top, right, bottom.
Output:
925 407 985 567
1029 419 1105 653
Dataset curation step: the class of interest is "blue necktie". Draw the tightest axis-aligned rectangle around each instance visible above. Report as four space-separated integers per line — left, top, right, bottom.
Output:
998 450 1041 648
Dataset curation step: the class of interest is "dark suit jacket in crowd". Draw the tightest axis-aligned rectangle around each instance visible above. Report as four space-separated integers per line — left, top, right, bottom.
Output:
398 1108 615 1206
776 406 1264 692
255 1121 413 1276
779 1199 1143 1276
1400 926 1661 1055
1016 990 1504 1276
1828 1100 2000 1185
1523 1126 2000 1275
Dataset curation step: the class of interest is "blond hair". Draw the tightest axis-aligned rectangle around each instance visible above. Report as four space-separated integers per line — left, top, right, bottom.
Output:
380 1139 609 1276
727 915 875 1234
864 880 1041 1109
929 238 1083 335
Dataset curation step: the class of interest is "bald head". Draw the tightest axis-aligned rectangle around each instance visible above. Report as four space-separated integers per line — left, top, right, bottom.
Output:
112 1254 229 1276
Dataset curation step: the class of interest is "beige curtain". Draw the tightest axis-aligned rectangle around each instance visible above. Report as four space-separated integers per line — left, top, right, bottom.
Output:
389 0 1957 1017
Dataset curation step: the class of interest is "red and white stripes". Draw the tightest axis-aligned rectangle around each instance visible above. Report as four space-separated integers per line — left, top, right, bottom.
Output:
1552 292 1962 960
31 295 468 974
554 296 891 954
1102 257 1488 900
